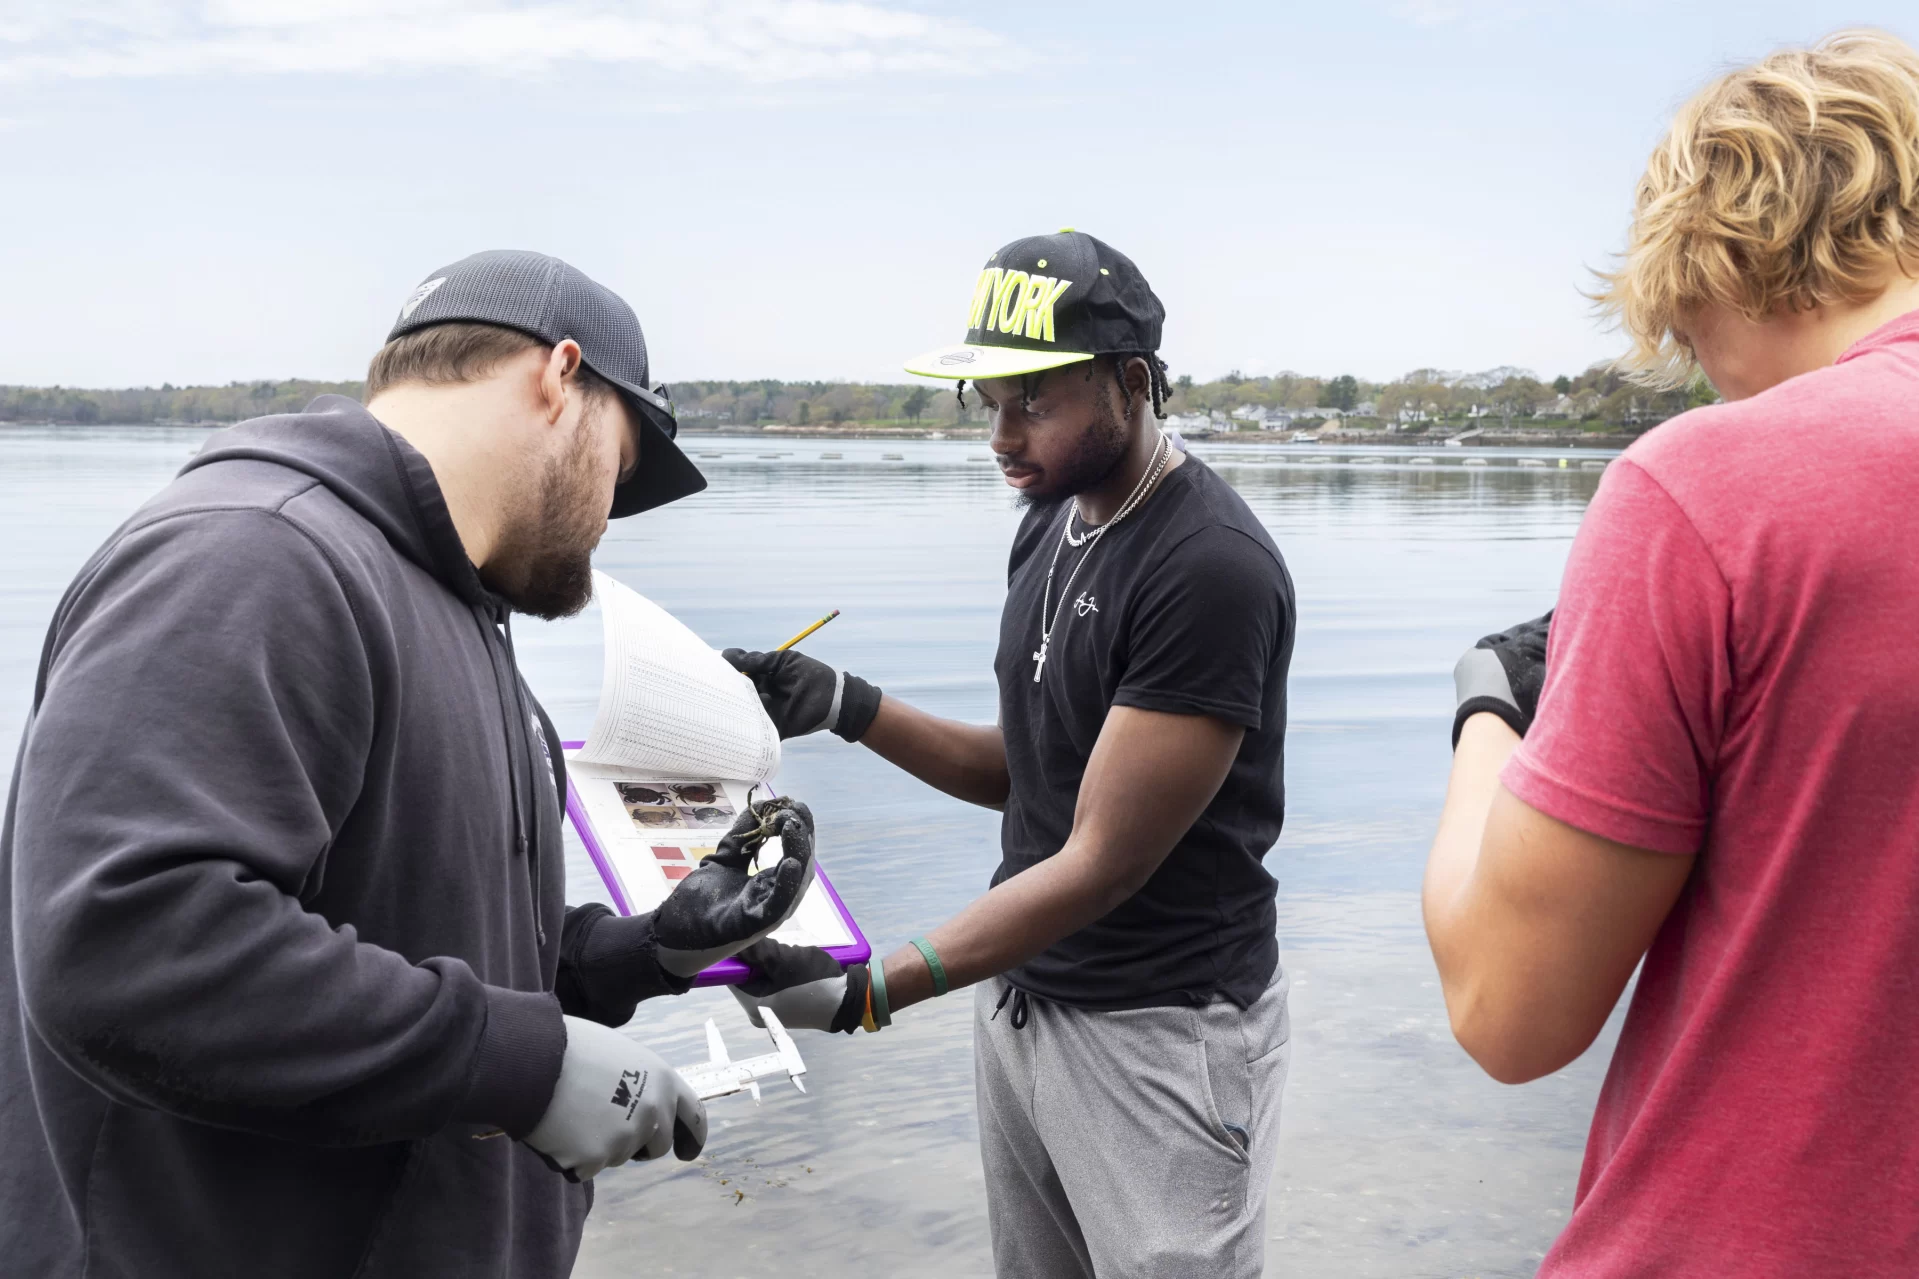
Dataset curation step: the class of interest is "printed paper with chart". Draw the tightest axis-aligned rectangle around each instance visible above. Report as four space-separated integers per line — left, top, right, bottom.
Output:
565 571 859 961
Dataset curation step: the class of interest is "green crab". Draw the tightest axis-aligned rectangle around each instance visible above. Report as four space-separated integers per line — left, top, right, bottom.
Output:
738 794 798 869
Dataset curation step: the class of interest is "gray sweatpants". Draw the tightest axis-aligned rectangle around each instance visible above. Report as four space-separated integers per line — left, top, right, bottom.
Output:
973 969 1291 1279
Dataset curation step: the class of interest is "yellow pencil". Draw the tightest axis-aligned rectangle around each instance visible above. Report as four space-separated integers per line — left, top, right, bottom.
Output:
775 609 840 652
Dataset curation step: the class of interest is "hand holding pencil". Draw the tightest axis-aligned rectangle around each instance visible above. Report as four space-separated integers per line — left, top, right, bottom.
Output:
723 612 882 744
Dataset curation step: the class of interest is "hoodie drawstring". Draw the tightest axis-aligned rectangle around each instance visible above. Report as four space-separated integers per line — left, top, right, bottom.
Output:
476 604 546 949
498 612 546 949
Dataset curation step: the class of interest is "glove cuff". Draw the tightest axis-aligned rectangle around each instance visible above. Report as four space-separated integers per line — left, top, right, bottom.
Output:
831 964 873 1035
556 906 695 1028
833 674 882 743
1452 696 1529 749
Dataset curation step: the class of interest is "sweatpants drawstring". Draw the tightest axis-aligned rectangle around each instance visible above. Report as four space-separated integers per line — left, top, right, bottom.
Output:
992 985 1031 1029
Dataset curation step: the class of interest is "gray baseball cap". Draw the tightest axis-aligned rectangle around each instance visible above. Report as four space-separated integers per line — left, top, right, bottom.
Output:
387 249 706 518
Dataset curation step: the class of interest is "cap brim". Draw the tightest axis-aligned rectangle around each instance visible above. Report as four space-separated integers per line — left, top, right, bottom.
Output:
903 343 1095 381
605 380 708 518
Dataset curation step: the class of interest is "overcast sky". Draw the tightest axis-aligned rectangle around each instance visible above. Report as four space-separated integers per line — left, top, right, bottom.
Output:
2 1 1913 389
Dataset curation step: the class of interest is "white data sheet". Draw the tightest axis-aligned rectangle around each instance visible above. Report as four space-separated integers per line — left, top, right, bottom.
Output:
576 570 780 784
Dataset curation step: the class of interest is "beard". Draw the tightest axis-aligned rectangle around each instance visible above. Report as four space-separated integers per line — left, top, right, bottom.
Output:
482 399 606 620
1013 387 1130 509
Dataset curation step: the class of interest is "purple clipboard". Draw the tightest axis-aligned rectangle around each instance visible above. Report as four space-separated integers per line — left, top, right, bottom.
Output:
561 742 870 987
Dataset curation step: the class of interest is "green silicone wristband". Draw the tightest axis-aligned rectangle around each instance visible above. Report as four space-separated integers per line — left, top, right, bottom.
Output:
869 958 892 1027
909 937 949 997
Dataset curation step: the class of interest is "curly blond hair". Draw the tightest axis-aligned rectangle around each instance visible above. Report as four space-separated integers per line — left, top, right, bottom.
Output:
1596 29 1919 387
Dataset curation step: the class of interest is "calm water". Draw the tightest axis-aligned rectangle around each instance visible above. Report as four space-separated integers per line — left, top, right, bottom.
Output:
1 427 1622 1278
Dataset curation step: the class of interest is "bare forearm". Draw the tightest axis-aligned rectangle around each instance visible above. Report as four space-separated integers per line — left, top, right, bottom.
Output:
872 707 1241 1016
857 693 1010 808
882 841 1137 1012
1423 715 1693 1083
1423 712 1522 958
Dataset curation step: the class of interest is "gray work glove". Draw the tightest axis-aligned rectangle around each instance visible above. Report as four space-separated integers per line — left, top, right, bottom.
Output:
722 648 882 742
729 938 870 1034
524 1016 707 1181
1452 610 1553 746
651 799 817 978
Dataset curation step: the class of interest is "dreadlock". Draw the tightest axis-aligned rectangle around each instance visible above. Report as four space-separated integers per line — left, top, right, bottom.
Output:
954 352 1171 419
1094 351 1172 421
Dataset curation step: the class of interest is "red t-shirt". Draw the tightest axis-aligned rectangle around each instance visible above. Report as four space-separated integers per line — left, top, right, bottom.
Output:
1506 311 1919 1277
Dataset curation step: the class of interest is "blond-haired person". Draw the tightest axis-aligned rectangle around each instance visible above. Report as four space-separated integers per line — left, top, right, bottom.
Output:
1424 30 1919 1277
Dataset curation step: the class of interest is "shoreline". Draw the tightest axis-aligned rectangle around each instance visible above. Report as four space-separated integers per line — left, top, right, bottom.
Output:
683 425 1641 448
3 420 1642 450
683 424 1643 449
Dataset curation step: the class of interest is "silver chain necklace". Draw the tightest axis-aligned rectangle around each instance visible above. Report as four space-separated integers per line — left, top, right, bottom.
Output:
1033 431 1172 683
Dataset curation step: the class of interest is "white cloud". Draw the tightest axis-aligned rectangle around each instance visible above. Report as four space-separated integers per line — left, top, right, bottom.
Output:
0 0 1017 83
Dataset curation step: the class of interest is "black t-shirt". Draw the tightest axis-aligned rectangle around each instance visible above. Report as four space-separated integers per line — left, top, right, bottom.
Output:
993 456 1295 1009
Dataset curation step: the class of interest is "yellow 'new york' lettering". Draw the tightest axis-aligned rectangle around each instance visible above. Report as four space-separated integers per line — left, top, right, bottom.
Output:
968 268 1000 330
987 270 1024 334
1026 277 1072 343
992 271 1029 334
1011 276 1049 338
969 267 1075 341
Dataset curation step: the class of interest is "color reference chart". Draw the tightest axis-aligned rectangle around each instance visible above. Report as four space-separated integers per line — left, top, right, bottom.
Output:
562 749 869 987
652 842 717 883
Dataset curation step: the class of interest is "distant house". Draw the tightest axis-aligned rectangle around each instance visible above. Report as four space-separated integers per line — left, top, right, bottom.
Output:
1533 395 1577 419
1230 403 1266 422
1163 411 1211 433
1398 407 1432 423
1260 405 1343 428
1353 401 1378 417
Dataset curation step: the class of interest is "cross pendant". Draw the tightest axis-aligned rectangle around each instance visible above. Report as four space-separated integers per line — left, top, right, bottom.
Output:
1032 641 1048 683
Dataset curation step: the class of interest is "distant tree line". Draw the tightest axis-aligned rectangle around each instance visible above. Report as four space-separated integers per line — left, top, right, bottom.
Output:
1170 364 1717 431
0 380 363 426
2 363 1716 432
668 379 974 427
0 377 979 429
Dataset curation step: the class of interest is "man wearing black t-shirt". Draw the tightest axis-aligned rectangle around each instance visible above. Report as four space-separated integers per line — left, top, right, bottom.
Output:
723 230 1296 1277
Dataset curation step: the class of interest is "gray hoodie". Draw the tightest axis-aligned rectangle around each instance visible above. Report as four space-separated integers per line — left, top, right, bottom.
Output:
1 396 687 1278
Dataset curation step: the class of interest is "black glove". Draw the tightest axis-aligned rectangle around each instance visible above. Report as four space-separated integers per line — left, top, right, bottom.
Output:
651 799 817 978
731 938 870 1034
722 648 882 743
553 905 695 1028
1452 610 1553 746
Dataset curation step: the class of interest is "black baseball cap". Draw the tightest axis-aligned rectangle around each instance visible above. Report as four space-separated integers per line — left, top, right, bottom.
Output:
904 229 1166 381
387 249 706 518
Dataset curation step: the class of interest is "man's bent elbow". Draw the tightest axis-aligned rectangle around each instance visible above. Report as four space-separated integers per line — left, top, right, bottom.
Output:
1447 996 1592 1086
19 938 110 1063
15 890 154 1084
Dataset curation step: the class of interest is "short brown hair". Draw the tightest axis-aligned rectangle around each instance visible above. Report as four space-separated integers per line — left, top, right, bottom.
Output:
1595 29 1919 387
364 321 614 402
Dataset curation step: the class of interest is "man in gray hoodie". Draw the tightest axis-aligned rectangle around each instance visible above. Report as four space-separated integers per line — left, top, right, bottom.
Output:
0 250 815 1277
